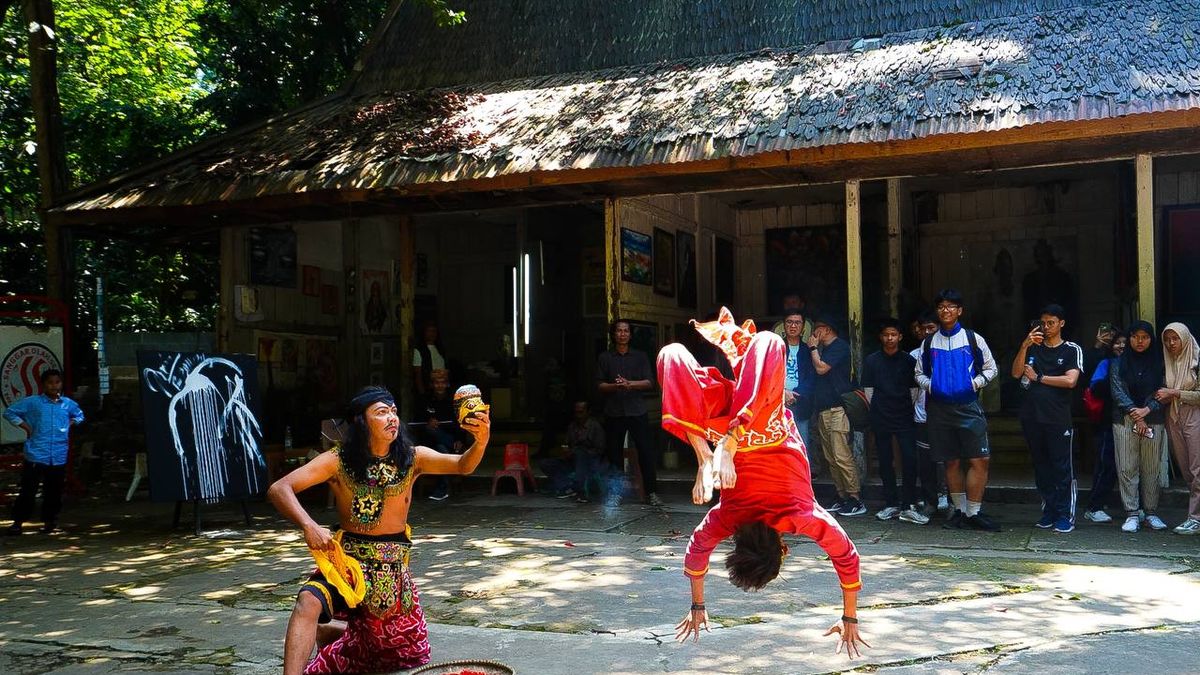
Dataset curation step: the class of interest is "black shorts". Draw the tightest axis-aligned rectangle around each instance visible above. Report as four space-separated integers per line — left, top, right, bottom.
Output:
926 400 990 462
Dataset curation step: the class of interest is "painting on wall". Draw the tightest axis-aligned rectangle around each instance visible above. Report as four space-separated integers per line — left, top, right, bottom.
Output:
621 228 652 285
764 226 843 317
713 236 735 306
301 265 321 296
360 269 391 334
305 338 339 401
1167 206 1200 315
676 230 697 309
652 228 676 297
138 351 266 503
248 228 297 287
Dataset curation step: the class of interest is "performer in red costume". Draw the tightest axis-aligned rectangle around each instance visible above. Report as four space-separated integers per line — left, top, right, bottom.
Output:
660 308 868 658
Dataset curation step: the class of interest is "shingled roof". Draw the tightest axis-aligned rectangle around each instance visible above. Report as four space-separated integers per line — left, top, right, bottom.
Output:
59 0 1200 216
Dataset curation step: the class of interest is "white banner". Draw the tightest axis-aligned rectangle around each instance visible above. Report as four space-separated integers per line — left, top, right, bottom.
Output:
1 326 65 445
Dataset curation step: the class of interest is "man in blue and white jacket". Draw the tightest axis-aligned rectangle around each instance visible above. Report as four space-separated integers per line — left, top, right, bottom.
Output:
915 289 1000 532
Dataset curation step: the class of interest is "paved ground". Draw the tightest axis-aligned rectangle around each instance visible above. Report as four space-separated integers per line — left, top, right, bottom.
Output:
2 487 1199 674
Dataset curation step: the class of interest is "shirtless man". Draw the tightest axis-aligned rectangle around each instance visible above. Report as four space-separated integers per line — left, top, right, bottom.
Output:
268 386 490 674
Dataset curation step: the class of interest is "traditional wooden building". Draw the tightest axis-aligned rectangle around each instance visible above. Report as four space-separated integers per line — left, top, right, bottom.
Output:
53 0 1200 465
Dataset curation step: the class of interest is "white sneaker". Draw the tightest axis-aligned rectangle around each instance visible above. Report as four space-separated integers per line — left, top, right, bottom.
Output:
1121 516 1140 533
1145 514 1168 531
937 494 950 512
875 506 901 521
1083 510 1112 523
899 507 930 525
1174 518 1200 535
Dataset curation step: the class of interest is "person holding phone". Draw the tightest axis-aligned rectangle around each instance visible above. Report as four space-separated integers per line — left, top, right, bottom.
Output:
1010 305 1083 533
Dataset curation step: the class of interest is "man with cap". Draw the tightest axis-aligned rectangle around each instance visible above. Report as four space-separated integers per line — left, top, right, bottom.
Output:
268 385 490 674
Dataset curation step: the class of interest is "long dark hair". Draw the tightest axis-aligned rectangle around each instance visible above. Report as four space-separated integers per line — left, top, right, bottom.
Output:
724 521 784 592
341 386 416 482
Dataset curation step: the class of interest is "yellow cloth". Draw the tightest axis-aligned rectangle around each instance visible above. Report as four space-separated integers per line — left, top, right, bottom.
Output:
309 531 367 609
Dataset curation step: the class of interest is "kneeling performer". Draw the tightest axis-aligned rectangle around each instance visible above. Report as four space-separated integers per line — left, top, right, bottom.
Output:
268 386 490 674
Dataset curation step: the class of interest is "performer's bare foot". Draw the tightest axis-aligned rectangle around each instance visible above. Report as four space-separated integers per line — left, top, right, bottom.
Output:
714 434 738 490
687 434 716 504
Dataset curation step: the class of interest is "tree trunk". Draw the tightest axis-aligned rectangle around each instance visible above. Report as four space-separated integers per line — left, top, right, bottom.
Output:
23 0 69 301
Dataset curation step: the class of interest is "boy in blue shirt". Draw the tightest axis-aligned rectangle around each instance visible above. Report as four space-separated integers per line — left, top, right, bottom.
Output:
3 369 84 535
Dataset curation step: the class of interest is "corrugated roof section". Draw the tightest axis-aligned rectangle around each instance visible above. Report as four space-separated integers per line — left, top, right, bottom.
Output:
61 0 1200 213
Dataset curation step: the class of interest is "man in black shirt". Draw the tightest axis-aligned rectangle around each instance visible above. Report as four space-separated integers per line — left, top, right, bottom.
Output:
1010 304 1082 533
809 316 865 516
597 319 660 506
862 318 928 525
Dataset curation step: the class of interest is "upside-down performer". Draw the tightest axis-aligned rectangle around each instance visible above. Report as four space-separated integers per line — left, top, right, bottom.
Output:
660 309 868 657
267 386 490 674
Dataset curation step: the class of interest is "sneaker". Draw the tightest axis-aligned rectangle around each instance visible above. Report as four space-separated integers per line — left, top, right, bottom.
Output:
648 493 665 508
1173 518 1200 535
875 506 901 521
1083 510 1113 523
898 507 930 525
942 509 967 529
1035 513 1055 529
937 494 950 512
555 488 577 499
1145 514 1168 531
827 499 848 515
966 512 1001 532
1121 516 1140 533
840 499 867 517
1052 516 1075 533
918 502 937 518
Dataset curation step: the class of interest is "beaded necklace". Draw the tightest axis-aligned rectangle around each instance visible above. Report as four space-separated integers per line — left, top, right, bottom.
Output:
335 447 414 530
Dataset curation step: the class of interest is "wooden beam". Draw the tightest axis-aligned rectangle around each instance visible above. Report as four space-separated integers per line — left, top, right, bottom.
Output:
1135 154 1156 323
217 226 235 352
604 198 618 327
886 178 903 319
846 180 863 378
397 215 415 419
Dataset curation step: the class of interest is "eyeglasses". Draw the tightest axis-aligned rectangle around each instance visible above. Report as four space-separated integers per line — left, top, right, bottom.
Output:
935 305 960 312
784 320 804 326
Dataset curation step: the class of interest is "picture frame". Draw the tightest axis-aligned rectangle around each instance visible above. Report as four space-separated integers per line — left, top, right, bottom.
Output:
676 230 697 309
621 228 652 285
713 235 735 306
582 284 606 318
301 265 321 297
652 228 676 297
247 227 297 287
369 341 385 366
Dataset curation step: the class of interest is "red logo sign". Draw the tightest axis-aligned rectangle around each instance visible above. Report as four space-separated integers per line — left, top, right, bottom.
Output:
2 342 62 407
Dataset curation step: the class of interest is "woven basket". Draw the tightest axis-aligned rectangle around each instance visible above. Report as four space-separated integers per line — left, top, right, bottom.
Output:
406 659 515 675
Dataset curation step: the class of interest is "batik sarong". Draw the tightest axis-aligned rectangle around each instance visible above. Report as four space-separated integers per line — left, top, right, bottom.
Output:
301 531 430 673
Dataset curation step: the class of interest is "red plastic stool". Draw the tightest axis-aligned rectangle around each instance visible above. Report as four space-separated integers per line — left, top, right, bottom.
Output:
491 443 538 496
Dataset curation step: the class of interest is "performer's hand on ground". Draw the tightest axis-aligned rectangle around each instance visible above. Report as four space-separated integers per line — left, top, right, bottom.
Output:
462 410 491 442
303 523 335 551
675 608 709 643
824 619 871 659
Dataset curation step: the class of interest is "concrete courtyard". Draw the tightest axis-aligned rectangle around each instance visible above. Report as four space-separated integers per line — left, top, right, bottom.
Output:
2 487 1199 674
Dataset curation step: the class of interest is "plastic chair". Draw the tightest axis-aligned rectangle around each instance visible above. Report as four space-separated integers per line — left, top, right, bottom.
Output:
491 443 538 496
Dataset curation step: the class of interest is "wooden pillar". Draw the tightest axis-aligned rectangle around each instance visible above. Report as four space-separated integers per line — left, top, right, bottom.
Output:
1135 154 1156 324
397 215 415 420
604 198 618 326
845 180 863 377
216 226 236 352
886 178 904 319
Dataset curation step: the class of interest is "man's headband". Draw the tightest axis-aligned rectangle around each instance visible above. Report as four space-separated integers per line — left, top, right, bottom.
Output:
347 386 395 418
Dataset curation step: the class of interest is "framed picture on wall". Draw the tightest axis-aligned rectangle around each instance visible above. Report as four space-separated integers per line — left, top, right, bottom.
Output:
302 265 321 297
713 235 735 306
1167 205 1200 315
582 284 606 318
627 320 658 358
621 228 652 285
652 228 676 297
247 227 297 287
676 230 697 309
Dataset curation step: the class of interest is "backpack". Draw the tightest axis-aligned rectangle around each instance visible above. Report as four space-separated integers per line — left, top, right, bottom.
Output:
921 329 984 381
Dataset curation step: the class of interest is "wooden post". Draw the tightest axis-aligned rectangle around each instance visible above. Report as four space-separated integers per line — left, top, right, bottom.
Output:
216 226 236 352
1135 154 1156 324
23 0 70 301
886 178 904 319
846 180 863 377
604 198 618 326
397 216 415 420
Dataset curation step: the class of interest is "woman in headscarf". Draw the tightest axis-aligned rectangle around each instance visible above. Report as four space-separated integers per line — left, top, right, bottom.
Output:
1110 320 1168 533
1155 322 1200 535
